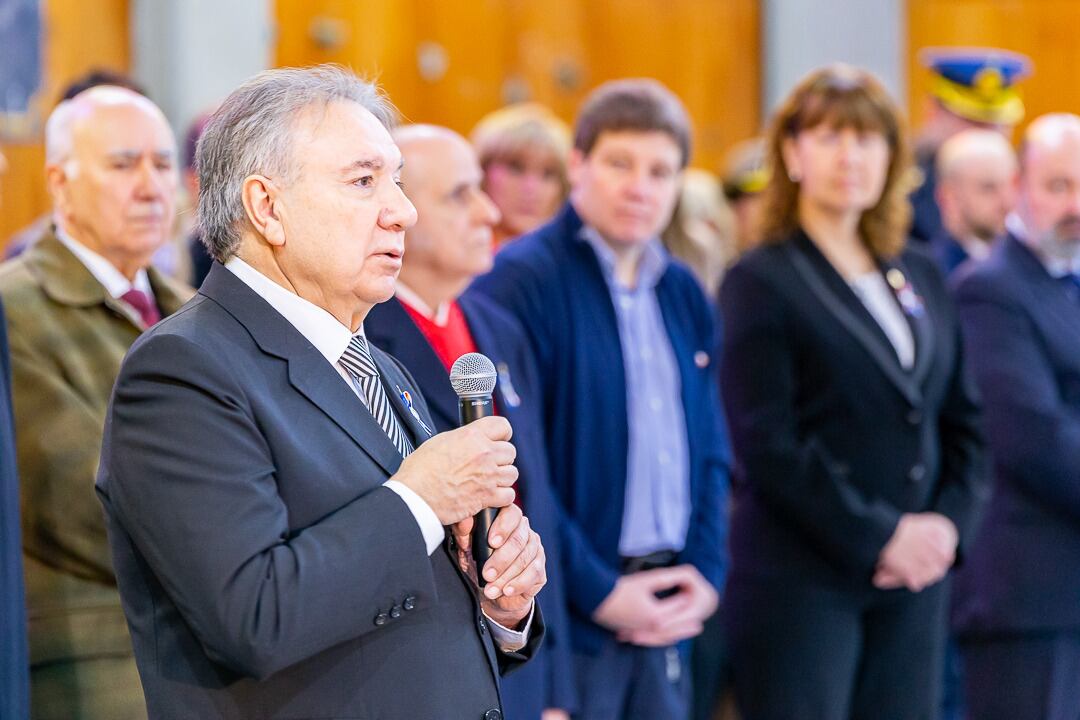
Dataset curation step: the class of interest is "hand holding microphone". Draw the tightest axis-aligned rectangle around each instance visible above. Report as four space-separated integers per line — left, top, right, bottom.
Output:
391 353 545 626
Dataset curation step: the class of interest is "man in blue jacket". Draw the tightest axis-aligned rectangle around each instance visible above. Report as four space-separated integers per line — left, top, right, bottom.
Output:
473 79 729 719
366 124 577 720
0 150 29 720
952 113 1080 720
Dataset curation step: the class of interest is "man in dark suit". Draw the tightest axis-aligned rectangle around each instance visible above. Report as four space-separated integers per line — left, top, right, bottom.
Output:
0 147 29 720
931 128 1016 276
953 113 1080 720
366 124 576 720
473 79 729 719
96 66 546 720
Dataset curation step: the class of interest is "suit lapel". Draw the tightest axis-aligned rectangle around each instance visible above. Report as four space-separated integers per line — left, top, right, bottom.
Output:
371 348 437 445
785 236 923 406
883 255 936 391
199 263 404 477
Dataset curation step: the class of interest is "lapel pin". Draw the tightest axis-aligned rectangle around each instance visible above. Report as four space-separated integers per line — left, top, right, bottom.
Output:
887 268 925 317
496 362 521 408
396 384 434 437
694 350 710 369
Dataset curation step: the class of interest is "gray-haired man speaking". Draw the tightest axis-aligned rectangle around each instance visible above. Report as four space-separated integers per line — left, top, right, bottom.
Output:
96 65 546 720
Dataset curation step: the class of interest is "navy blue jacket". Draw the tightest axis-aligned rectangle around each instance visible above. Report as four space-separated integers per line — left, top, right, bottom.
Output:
472 203 730 653
0 299 28 719
953 234 1080 636
366 292 577 718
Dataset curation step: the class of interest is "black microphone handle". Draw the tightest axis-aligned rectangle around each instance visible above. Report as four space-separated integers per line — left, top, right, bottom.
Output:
458 395 497 587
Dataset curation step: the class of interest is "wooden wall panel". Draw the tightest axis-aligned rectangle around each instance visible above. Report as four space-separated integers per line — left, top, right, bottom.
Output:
0 0 130 250
274 0 761 171
908 0 1080 138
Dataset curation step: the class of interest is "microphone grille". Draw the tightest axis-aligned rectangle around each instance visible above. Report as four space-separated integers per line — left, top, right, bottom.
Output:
449 352 497 397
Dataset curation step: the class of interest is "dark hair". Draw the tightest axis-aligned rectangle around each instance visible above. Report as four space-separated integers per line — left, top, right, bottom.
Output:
60 69 146 103
758 64 914 257
573 78 692 167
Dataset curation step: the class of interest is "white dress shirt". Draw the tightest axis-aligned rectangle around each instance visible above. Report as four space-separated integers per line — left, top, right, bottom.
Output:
224 257 532 649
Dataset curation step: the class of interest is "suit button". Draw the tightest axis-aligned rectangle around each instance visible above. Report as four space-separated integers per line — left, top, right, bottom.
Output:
483 710 503 720
908 464 926 483
390 605 402 619
907 409 922 425
403 595 416 611
374 613 389 626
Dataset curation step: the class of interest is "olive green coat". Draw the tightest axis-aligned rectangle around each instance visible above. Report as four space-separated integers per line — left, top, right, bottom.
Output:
0 230 192 719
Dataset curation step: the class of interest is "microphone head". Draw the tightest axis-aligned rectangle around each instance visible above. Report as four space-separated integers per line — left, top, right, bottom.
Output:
449 352 497 398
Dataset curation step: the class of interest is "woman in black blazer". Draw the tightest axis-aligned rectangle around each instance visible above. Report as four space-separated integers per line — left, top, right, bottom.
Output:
718 65 986 720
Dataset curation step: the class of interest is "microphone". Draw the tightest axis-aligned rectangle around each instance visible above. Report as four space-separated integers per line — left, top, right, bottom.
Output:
449 352 500 587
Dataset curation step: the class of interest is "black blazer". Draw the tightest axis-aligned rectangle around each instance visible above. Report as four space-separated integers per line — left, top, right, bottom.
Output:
96 264 542 720
952 234 1080 636
366 292 577 718
719 230 986 589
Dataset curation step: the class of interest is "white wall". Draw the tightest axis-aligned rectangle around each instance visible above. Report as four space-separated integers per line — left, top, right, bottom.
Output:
763 0 905 114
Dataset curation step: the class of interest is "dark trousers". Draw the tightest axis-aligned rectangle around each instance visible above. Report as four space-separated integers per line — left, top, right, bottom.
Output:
961 632 1080 720
572 638 690 720
725 574 949 720
691 606 731 720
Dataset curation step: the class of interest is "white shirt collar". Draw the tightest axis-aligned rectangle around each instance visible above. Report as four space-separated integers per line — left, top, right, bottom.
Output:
54 224 153 298
224 256 361 366
394 281 451 326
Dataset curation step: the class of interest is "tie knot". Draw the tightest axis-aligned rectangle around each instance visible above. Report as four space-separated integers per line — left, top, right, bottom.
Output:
340 335 379 379
120 288 160 327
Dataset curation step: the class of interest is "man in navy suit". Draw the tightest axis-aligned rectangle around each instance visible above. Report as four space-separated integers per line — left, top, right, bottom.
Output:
365 124 576 720
0 150 30 720
95 66 547 719
931 128 1017 276
473 79 729 719
953 113 1080 720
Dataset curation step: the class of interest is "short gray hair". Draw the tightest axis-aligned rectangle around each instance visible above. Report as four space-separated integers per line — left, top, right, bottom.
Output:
196 65 397 262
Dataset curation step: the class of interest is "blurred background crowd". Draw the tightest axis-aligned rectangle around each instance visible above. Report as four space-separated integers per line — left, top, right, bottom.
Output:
2 2 1080 720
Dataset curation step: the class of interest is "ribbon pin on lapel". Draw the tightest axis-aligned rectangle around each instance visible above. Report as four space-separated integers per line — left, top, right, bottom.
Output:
886 269 925 317
396 384 434 437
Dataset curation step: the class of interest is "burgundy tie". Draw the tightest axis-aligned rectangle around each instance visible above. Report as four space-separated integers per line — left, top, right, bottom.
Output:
120 288 161 327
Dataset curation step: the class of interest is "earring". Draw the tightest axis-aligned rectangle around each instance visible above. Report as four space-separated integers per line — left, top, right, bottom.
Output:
788 168 801 182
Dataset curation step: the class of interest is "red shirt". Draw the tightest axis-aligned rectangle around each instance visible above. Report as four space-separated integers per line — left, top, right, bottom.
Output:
400 299 478 373
399 297 521 507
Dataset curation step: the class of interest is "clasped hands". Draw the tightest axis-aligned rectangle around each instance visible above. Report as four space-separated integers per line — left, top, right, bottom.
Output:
873 512 958 592
592 564 718 647
393 416 546 628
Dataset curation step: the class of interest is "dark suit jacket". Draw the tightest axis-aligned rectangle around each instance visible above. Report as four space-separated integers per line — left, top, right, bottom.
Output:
0 298 29 720
96 263 541 720
952 234 1080 636
719 230 986 590
472 202 730 654
366 292 577 718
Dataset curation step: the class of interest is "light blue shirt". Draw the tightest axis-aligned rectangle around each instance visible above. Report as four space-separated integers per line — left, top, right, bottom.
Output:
580 227 692 557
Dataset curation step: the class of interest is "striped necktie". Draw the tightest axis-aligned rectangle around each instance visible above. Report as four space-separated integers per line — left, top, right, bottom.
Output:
339 335 414 457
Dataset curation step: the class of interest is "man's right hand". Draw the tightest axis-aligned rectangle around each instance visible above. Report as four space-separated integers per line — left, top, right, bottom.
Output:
593 565 717 647
392 416 518 525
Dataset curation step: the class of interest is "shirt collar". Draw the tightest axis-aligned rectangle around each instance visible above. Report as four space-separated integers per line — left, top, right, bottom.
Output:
1007 212 1080 278
54 224 153 298
578 225 668 290
395 281 451 326
224 256 360 366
